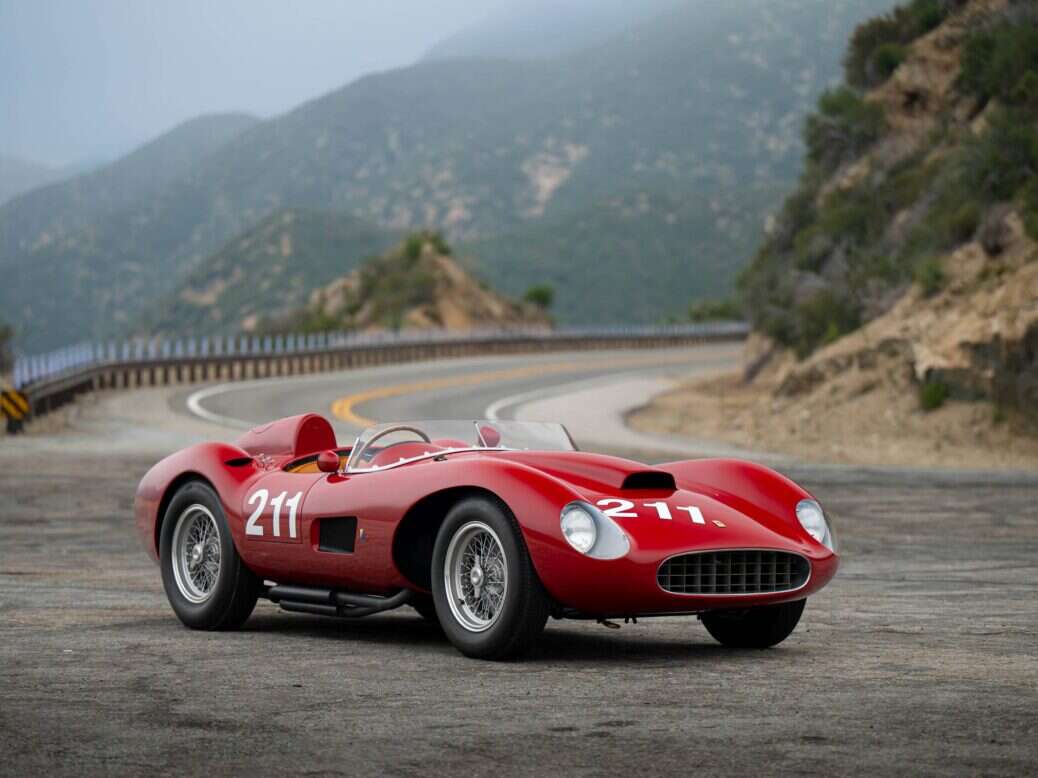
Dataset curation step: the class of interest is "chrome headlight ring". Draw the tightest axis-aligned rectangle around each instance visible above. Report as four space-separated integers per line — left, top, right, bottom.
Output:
796 498 836 552
560 500 630 560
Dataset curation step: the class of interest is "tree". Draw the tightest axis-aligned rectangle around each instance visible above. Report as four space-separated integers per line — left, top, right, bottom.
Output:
523 284 554 310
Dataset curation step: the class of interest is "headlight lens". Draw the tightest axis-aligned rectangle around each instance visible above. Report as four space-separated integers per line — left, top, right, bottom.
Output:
796 499 834 551
561 504 597 554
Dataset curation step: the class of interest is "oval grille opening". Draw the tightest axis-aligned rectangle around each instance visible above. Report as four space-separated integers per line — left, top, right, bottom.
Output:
657 550 809 595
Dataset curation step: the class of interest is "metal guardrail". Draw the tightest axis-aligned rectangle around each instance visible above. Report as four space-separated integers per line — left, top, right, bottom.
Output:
8 322 748 421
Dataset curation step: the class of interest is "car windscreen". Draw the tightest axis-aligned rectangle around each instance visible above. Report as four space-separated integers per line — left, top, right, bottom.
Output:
346 420 575 472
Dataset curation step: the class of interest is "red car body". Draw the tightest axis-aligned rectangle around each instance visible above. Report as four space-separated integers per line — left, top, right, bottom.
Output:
136 413 838 619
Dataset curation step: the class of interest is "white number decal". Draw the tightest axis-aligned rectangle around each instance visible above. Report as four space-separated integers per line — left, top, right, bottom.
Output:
644 501 672 520
246 489 268 536
269 491 286 537
244 489 303 539
595 499 710 525
285 492 302 538
597 498 637 518
676 505 706 524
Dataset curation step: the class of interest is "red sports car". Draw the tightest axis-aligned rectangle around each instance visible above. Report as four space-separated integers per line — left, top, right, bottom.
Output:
135 413 838 659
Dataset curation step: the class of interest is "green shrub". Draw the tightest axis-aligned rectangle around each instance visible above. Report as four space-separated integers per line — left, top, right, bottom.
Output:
403 234 424 261
845 15 902 88
805 88 887 173
948 202 981 244
960 22 1038 106
771 185 819 251
687 297 742 322
961 109 1038 201
919 378 950 411
523 284 555 310
1021 178 1038 241
992 404 1006 425
429 232 452 256
914 255 945 296
793 290 862 357
873 42 908 81
844 0 955 88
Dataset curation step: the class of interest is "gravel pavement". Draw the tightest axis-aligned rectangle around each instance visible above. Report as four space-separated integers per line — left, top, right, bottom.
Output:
1 349 1036 775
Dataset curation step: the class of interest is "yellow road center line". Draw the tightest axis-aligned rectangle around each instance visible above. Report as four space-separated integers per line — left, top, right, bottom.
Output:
330 352 707 427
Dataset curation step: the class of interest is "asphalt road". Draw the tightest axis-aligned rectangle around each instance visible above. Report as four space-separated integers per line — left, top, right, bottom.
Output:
2 345 1037 775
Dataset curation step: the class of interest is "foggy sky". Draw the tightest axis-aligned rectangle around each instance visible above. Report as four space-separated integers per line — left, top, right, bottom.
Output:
0 0 509 167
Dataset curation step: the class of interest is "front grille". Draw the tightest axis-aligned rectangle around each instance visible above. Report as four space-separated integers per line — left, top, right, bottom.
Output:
657 550 810 595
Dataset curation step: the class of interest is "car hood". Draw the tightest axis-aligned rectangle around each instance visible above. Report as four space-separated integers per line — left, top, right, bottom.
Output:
493 450 817 555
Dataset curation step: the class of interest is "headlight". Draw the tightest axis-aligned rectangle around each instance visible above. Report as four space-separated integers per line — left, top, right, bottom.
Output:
561 504 597 554
796 499 835 551
559 501 630 559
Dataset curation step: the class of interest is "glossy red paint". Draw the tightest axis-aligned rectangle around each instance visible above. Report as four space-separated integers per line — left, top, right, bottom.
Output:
135 415 839 616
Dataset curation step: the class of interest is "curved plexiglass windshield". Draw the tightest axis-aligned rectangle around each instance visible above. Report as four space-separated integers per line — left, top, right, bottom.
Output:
346 420 575 472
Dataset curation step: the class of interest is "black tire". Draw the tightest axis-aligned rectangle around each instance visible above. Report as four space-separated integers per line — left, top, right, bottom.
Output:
431 497 549 660
159 481 260 630
701 599 806 648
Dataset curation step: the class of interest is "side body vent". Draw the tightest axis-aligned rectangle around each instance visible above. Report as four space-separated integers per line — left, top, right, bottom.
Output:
621 471 676 491
318 517 358 554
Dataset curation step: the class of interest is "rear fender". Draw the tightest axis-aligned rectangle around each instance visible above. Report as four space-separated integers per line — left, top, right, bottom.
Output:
134 442 258 562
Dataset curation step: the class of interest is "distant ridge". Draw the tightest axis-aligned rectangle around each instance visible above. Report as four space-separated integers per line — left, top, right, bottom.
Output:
0 1 894 351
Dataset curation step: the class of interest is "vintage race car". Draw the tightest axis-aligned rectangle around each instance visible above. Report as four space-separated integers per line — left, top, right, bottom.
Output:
135 414 838 659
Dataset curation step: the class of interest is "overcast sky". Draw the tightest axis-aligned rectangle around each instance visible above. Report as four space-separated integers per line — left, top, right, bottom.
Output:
0 0 509 167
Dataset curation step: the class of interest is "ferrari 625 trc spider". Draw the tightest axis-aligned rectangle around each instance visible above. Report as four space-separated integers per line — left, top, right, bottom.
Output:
135 414 838 659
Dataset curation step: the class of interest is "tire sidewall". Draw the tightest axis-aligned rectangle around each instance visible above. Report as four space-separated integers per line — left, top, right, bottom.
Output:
159 481 246 629
431 498 534 657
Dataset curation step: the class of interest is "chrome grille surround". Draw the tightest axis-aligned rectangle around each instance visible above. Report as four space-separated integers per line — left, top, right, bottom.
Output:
657 549 810 596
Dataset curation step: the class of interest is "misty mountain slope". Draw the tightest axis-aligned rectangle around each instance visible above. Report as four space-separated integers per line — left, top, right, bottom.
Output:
463 183 784 324
0 112 259 258
141 209 400 336
1 0 895 350
0 154 67 206
423 0 681 61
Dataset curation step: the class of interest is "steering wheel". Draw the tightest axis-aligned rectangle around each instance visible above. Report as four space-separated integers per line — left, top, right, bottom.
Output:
356 425 432 464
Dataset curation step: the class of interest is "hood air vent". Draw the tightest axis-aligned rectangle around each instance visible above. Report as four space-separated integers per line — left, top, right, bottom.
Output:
621 471 676 491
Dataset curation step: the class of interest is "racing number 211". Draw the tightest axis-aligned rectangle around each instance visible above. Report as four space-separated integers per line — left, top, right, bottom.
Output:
597 499 706 524
245 489 303 538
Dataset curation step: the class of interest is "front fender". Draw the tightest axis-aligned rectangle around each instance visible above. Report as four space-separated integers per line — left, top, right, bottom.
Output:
657 459 817 535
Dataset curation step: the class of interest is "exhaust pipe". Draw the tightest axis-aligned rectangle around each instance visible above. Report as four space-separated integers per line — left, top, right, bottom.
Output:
266 584 412 618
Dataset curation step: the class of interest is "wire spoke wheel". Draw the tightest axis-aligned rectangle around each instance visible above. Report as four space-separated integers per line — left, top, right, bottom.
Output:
171 504 222 604
444 521 508 632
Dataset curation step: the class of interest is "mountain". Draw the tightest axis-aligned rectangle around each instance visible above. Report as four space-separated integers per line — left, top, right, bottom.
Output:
0 112 259 350
1 1 896 352
261 232 549 334
0 154 67 205
423 0 681 61
142 209 401 335
463 183 784 324
736 0 1038 422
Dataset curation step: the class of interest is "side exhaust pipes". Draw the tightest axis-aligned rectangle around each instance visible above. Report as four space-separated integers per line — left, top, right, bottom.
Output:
265 584 413 618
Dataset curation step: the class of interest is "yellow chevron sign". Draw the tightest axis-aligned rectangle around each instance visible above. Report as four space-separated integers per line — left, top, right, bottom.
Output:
1 383 30 423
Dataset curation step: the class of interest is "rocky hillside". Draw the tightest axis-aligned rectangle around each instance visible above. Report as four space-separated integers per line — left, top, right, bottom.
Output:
262 233 549 334
141 209 399 335
732 0 1038 427
0 0 894 351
